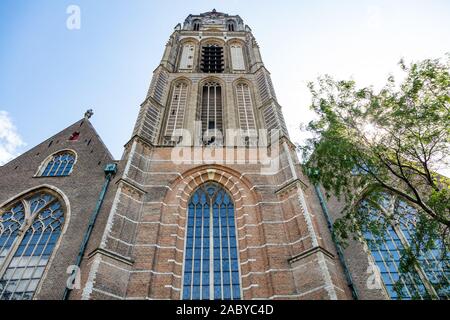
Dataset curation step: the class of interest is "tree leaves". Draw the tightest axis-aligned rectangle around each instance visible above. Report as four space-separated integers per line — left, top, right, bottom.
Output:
300 55 450 296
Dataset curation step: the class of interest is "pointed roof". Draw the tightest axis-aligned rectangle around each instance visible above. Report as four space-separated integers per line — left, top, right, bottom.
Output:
0 114 114 168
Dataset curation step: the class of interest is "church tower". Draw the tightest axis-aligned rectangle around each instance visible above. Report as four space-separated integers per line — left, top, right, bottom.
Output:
78 10 353 300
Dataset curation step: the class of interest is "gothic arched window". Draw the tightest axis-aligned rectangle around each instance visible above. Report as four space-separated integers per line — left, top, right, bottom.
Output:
227 20 236 32
236 83 256 132
359 193 449 299
192 20 201 31
201 82 223 146
182 183 241 300
230 43 245 71
201 44 224 73
179 43 195 70
40 151 76 177
165 81 189 141
0 191 65 300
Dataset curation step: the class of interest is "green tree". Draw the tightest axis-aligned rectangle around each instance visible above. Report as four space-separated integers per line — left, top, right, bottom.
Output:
300 55 450 298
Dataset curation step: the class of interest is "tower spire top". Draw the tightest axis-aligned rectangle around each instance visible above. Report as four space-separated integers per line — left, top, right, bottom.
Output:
84 109 94 119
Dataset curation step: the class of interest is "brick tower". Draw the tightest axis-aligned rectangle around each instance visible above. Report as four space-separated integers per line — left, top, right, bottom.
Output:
79 10 352 300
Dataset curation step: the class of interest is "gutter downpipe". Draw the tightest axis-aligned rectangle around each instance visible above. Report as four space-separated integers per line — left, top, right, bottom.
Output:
314 184 359 300
62 163 117 300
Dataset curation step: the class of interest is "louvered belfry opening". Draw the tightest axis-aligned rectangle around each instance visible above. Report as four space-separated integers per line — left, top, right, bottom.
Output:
165 82 188 141
201 82 223 145
201 45 224 73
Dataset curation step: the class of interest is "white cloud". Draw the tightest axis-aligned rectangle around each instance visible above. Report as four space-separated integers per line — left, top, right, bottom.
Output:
437 167 450 178
0 111 26 165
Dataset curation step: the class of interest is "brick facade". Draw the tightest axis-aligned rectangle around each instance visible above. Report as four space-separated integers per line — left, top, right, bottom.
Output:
76 138 351 300
0 118 116 299
0 10 377 300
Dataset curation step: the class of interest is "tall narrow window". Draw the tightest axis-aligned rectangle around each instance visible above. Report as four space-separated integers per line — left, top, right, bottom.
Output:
227 21 236 32
40 151 76 177
263 103 289 141
230 44 245 71
151 71 168 104
179 43 195 70
359 193 450 299
193 20 201 31
201 82 223 145
182 183 241 300
0 191 65 300
201 45 224 73
362 211 428 299
236 83 256 132
165 82 188 140
395 199 450 299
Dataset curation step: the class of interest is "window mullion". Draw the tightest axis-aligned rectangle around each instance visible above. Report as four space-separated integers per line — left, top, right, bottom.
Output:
199 200 204 300
247 85 255 130
219 202 223 299
244 85 250 132
209 204 213 300
226 203 233 299
0 231 23 284
9 226 45 299
183 184 241 301
392 220 438 298
20 227 53 299
190 204 197 299
0 233 32 298
174 85 182 132
207 86 210 137
389 196 439 298
214 85 217 138
0 204 29 289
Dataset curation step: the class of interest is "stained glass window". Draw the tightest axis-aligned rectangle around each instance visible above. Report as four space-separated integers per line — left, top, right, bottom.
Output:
395 199 450 299
359 193 449 300
41 151 76 177
0 192 65 300
183 183 241 300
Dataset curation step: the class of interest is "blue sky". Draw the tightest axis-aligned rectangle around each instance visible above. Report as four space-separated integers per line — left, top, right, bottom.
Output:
1 0 449 165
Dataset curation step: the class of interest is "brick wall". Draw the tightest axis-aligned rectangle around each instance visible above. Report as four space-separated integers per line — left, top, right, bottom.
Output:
0 118 115 300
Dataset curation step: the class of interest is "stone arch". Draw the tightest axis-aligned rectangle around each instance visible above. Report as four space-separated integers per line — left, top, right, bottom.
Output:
171 76 192 86
149 164 274 300
199 37 226 47
350 183 390 212
35 149 78 177
0 184 71 299
179 37 200 46
198 75 226 88
169 165 257 212
226 38 246 47
232 77 253 87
